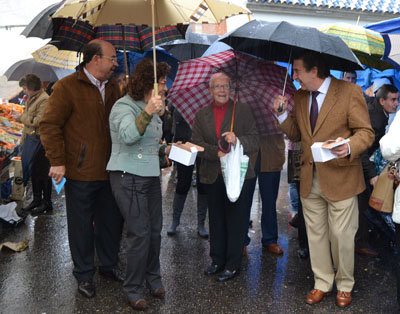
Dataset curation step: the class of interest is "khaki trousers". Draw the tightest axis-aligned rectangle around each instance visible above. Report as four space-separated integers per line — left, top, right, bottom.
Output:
301 171 358 292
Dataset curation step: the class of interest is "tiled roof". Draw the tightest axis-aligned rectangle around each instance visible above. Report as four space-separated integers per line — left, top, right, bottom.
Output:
247 0 400 14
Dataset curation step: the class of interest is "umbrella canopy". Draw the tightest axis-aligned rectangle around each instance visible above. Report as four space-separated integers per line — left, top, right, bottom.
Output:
32 44 81 70
168 50 296 135
50 17 184 52
382 33 400 68
53 0 250 27
4 58 73 82
160 31 219 61
20 2 64 39
318 23 393 70
220 20 363 71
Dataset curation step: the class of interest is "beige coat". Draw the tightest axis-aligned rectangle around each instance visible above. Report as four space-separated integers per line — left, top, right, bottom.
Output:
279 77 374 201
19 89 48 142
249 134 285 172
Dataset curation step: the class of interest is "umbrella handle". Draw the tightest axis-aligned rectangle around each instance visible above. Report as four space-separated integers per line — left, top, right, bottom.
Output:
278 49 292 112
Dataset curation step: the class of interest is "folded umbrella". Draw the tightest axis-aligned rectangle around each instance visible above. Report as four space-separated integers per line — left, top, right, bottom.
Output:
168 50 296 135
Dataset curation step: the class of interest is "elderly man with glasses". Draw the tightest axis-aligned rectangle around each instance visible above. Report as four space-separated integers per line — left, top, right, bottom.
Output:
192 72 259 282
40 39 124 298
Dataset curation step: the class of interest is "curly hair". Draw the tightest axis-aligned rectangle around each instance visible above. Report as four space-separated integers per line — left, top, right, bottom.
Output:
19 74 42 91
127 59 171 101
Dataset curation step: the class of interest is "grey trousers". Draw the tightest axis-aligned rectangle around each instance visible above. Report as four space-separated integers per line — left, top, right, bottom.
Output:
109 171 163 302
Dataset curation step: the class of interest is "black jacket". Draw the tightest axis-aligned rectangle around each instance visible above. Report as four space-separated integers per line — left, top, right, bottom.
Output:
361 96 388 180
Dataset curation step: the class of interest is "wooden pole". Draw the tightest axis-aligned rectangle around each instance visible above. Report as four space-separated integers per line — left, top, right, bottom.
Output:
151 0 158 95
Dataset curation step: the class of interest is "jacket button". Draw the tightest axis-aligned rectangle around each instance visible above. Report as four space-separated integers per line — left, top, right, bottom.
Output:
309 161 313 165
138 154 142 159
138 148 143 152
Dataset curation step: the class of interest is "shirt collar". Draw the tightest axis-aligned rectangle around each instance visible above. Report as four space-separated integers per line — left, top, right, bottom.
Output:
83 67 108 88
315 76 331 95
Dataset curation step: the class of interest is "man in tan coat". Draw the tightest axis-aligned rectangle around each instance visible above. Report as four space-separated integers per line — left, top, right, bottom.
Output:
274 50 374 308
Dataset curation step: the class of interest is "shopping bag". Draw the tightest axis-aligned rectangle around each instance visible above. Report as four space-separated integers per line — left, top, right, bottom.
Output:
369 164 395 213
393 185 400 224
220 138 249 203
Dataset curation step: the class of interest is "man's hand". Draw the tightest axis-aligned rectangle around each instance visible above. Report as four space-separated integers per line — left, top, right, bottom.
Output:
218 151 226 158
273 95 288 116
369 176 378 187
222 132 236 145
49 165 66 184
330 137 350 158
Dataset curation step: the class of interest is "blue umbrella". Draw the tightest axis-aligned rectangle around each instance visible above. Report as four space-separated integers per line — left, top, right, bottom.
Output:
115 48 179 89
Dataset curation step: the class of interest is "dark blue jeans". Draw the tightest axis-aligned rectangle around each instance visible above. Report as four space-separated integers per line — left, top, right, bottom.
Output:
245 153 281 246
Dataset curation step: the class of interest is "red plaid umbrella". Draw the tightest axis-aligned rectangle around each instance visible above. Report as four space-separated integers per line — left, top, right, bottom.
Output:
168 50 296 135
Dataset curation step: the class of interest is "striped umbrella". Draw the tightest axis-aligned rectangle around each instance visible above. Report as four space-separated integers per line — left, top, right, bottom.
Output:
319 23 393 70
32 44 81 70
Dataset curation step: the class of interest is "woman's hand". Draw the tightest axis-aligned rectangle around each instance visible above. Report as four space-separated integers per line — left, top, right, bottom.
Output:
222 131 236 145
145 89 165 115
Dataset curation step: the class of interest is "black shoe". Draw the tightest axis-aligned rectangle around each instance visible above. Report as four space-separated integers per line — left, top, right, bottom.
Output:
31 202 53 215
78 280 95 298
298 247 309 259
216 269 238 282
22 200 41 212
204 264 224 276
99 267 125 282
289 214 299 228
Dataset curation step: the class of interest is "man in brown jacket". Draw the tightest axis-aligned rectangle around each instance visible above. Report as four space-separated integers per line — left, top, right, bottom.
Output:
274 50 374 308
40 40 124 298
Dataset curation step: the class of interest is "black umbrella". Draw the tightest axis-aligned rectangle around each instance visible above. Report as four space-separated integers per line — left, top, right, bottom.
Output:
20 2 64 39
159 30 218 61
220 20 363 71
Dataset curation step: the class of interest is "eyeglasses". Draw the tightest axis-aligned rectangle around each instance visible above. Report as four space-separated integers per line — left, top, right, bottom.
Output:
101 55 118 63
212 84 230 90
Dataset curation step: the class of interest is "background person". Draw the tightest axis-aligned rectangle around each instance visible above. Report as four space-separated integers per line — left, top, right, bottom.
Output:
107 59 170 311
17 74 52 215
192 72 259 283
274 50 374 308
40 39 124 299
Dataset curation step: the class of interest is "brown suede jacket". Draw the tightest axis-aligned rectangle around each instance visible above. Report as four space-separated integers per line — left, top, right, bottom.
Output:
39 68 120 181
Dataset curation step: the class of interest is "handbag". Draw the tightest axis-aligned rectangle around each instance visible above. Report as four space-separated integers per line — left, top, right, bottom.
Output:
369 164 395 213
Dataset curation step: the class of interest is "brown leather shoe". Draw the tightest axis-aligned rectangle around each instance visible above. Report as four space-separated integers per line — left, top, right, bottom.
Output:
151 287 166 299
356 247 378 257
336 291 352 307
129 299 148 311
264 243 284 255
305 289 330 305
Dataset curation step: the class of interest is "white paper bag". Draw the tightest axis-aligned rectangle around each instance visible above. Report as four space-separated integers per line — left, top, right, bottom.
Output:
392 185 400 224
220 138 249 202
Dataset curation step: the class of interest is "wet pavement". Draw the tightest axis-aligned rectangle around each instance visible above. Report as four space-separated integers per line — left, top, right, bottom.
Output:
1 166 399 313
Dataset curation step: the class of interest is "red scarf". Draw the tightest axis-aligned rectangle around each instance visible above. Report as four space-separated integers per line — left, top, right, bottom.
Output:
212 101 229 139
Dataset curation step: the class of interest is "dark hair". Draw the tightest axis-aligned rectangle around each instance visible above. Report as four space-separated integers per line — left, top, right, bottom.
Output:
376 84 399 101
19 74 42 91
342 71 356 78
127 59 171 101
81 41 103 66
293 50 330 79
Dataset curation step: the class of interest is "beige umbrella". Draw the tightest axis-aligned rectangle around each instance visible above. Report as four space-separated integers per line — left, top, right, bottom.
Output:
53 0 251 92
32 44 82 70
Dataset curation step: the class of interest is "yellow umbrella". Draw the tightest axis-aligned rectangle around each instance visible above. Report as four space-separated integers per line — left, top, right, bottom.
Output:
32 44 82 70
53 0 251 92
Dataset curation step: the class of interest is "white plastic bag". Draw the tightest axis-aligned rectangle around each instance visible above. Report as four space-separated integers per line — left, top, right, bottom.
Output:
220 138 249 202
392 185 400 224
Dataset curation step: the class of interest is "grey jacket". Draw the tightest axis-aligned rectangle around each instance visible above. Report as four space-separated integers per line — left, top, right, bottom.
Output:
107 95 163 177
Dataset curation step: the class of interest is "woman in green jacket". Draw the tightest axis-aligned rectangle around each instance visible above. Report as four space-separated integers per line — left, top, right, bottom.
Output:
107 59 170 311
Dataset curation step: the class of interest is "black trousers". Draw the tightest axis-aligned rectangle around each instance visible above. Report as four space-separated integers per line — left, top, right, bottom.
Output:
295 181 308 249
31 145 51 201
204 174 249 271
176 159 206 195
64 179 123 281
109 171 163 302
396 223 400 308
